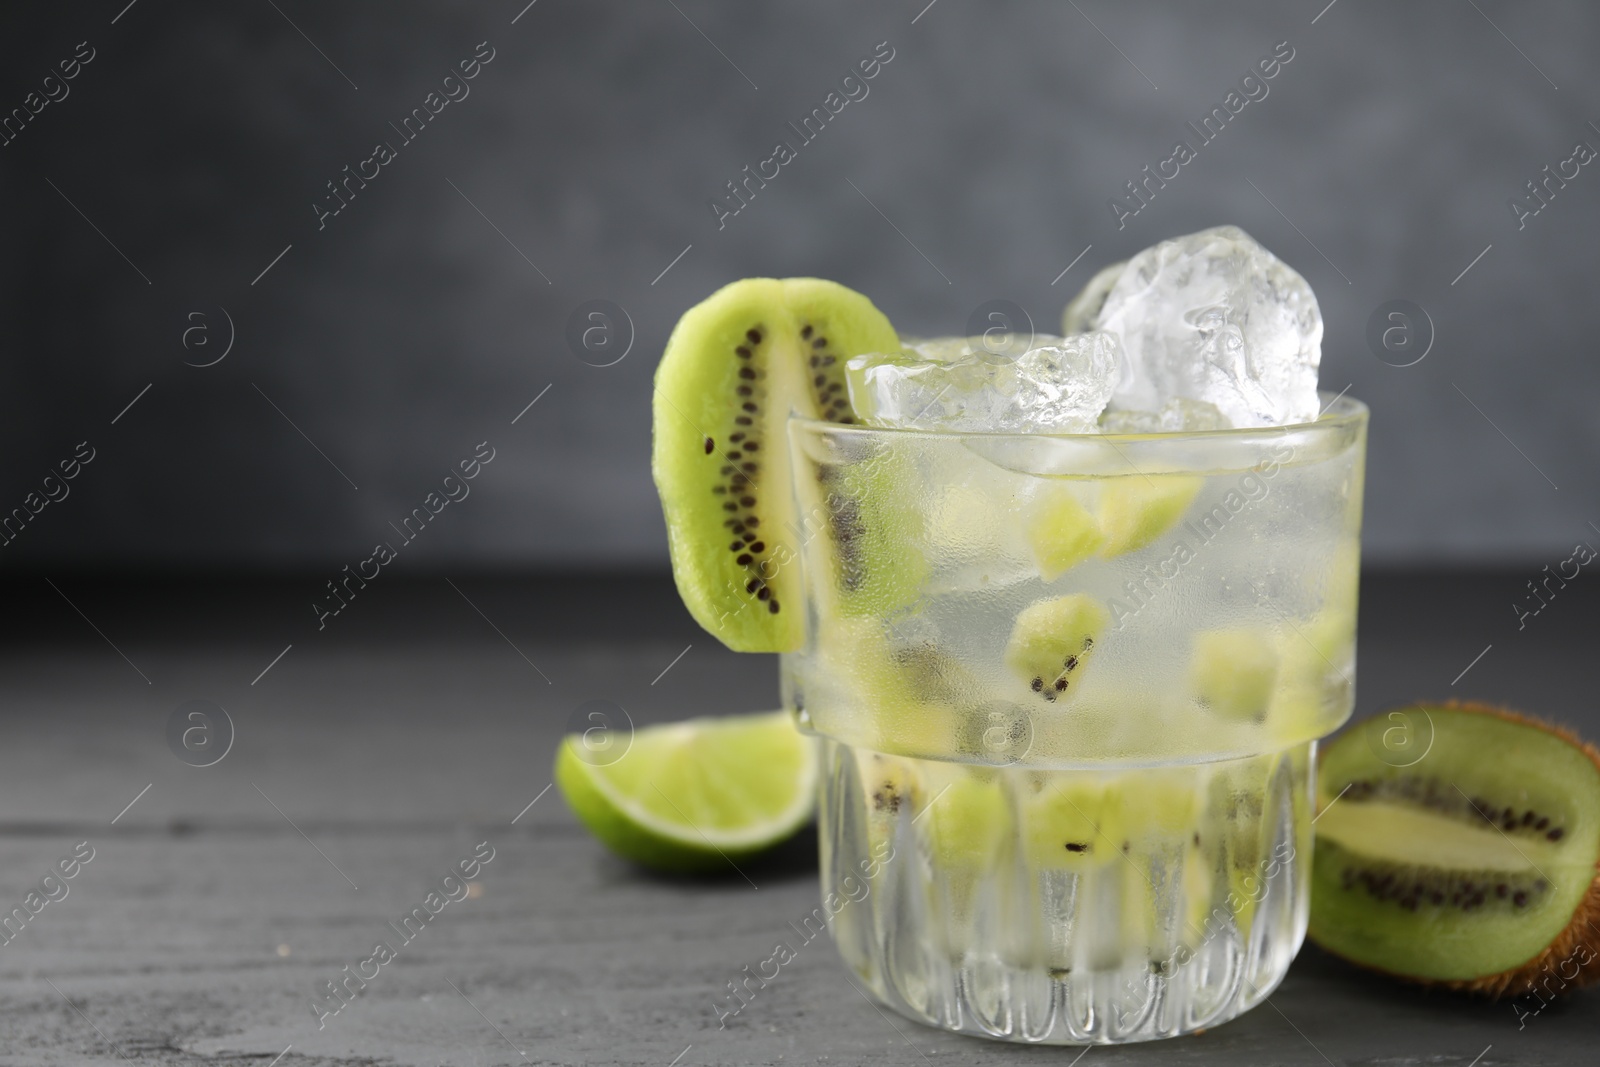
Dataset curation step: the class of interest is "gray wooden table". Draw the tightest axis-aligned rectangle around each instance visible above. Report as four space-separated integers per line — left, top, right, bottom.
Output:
0 572 1592 1065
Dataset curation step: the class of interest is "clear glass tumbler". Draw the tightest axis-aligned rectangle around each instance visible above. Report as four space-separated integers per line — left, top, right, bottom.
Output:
781 396 1368 1044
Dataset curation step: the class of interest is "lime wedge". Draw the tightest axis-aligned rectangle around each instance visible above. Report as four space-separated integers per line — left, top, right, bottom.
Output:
555 709 817 873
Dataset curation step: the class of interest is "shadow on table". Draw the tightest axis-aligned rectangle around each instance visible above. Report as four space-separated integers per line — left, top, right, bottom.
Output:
597 820 821 888
1291 941 1582 1023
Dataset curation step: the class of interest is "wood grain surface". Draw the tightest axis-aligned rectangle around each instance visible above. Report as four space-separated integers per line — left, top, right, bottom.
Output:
0 571 1592 1065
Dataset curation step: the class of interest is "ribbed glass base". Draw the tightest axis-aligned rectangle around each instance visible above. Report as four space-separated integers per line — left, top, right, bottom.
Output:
817 739 1313 1044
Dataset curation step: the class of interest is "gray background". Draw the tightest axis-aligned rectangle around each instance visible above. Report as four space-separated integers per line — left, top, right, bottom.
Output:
0 0 1594 570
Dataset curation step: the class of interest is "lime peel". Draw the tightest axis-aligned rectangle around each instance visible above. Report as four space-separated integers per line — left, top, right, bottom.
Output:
556 709 817 873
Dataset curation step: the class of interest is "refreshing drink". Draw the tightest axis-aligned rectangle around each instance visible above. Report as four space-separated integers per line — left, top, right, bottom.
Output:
646 226 1367 1045
817 744 1309 1042
782 399 1366 1042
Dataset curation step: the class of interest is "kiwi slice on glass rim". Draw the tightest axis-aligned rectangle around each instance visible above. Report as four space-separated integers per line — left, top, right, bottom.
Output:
1309 701 1600 997
651 278 899 652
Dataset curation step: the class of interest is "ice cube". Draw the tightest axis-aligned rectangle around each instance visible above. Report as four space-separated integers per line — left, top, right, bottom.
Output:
1060 260 1125 335
1081 226 1322 428
896 335 990 364
847 333 1121 433
1098 397 1230 433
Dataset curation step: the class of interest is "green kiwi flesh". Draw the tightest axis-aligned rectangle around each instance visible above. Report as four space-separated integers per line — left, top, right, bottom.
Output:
1190 627 1280 722
651 278 899 652
804 442 929 621
1309 702 1600 996
1004 594 1110 704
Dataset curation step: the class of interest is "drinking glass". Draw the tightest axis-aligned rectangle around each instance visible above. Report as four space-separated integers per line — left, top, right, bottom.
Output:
782 396 1368 1044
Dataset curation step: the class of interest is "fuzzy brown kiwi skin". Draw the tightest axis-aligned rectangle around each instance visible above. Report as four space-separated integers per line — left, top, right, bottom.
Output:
1314 700 1600 1000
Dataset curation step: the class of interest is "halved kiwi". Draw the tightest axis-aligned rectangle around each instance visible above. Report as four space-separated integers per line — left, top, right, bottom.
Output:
1309 702 1600 997
651 279 900 651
